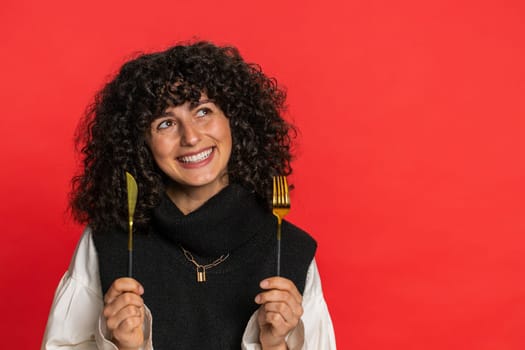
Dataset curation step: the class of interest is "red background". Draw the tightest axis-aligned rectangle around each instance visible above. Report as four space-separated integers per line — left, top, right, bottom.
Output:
1 0 524 349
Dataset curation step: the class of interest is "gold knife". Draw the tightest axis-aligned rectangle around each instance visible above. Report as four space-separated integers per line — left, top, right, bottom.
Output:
126 172 138 277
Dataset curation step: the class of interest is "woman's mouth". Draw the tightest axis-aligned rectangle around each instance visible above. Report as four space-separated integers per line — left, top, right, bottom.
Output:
177 147 214 164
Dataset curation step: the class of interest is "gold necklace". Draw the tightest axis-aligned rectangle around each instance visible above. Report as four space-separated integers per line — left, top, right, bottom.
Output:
181 247 230 282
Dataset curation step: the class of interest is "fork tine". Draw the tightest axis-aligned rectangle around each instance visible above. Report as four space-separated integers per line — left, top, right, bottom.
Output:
283 176 289 205
272 176 277 206
277 176 282 205
279 176 284 207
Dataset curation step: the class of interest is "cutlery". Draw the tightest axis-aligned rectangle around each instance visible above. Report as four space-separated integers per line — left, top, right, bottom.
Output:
126 172 138 277
272 175 290 276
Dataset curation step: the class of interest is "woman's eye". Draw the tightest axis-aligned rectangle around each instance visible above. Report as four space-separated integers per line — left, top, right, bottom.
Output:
157 119 174 130
196 108 211 118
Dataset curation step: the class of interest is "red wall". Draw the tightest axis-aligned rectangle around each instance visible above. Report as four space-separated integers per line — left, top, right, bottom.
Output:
1 0 524 348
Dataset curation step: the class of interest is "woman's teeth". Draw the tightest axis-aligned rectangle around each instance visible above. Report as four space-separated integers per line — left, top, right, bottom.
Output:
178 148 213 163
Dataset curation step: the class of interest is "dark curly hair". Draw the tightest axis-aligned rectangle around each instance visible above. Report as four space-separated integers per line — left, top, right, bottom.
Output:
70 41 296 234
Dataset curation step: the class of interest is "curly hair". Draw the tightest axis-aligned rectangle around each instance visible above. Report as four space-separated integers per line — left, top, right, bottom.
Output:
70 41 296 234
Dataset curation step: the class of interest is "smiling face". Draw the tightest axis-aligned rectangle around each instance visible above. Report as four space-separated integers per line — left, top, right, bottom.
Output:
146 94 232 205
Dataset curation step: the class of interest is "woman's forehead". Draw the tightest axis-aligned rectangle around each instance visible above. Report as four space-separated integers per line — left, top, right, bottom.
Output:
163 94 214 111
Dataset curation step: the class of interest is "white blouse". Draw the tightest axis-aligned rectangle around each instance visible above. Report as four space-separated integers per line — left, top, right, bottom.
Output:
41 228 337 349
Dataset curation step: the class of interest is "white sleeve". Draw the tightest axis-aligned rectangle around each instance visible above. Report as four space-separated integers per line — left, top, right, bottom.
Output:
41 228 108 349
40 228 153 350
241 258 337 350
297 259 337 349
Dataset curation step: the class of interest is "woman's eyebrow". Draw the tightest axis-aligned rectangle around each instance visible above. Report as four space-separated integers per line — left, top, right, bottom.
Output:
161 110 175 116
161 99 216 115
192 99 215 108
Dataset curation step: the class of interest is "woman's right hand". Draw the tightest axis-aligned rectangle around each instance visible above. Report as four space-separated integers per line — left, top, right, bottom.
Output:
103 277 145 350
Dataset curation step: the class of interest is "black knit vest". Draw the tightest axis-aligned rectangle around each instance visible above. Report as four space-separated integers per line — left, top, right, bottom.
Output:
93 185 317 350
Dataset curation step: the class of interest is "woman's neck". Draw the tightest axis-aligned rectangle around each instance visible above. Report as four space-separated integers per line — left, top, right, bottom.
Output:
152 184 268 256
166 179 229 215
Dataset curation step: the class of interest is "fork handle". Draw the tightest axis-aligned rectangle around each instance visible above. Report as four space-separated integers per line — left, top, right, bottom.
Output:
276 220 282 276
276 238 281 276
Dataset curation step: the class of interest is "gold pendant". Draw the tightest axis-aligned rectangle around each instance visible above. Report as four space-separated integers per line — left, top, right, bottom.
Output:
197 266 206 282
181 246 229 283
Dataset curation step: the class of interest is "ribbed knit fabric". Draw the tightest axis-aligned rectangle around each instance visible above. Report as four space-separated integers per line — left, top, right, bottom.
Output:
93 184 317 349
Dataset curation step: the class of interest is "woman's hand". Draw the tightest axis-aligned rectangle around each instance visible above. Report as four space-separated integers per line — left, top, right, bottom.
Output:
103 278 145 350
255 277 304 350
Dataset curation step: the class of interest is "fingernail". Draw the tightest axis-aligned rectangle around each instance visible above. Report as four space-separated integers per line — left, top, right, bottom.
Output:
260 280 269 288
255 295 261 303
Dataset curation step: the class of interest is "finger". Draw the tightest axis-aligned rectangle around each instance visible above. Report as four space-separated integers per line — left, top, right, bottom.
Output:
112 317 145 349
104 278 144 304
104 292 144 319
255 289 303 316
258 306 284 328
106 304 144 332
259 277 302 304
261 301 302 324
259 310 289 337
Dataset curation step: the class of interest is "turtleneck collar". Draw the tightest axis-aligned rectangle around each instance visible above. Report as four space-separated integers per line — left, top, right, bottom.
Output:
152 184 269 257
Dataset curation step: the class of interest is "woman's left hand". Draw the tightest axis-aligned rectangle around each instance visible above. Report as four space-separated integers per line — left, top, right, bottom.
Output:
255 277 303 350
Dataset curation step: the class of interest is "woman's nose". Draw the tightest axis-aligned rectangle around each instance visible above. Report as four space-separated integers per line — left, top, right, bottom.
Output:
180 122 201 146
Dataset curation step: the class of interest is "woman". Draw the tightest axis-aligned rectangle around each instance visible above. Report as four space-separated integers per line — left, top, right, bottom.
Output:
42 41 336 349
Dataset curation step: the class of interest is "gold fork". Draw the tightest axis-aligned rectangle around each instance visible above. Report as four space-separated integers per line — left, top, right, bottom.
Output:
272 175 290 276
